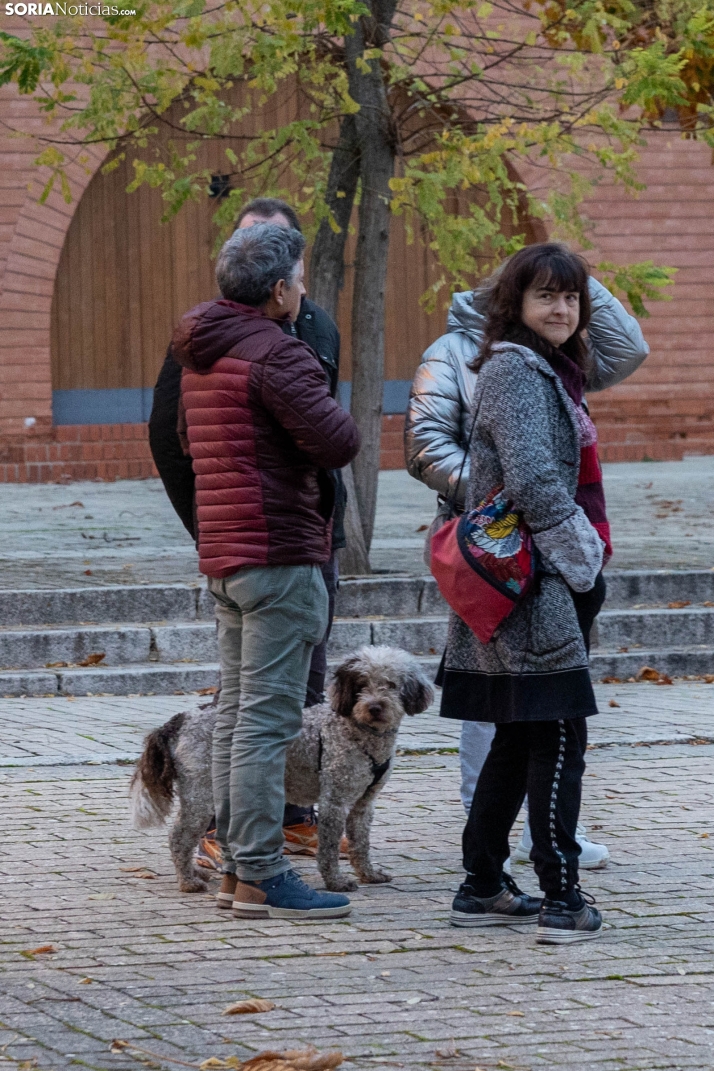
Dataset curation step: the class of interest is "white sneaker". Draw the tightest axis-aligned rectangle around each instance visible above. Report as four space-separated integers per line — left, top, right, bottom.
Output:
513 820 610 870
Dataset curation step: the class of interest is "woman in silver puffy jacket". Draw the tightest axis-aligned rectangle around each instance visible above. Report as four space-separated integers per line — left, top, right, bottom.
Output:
404 271 649 870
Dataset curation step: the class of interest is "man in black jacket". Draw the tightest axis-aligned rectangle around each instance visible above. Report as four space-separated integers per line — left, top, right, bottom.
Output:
149 197 347 859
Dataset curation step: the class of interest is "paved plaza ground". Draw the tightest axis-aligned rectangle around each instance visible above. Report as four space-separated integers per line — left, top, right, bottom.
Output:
2 458 714 1070
2 680 714 1071
1 457 713 584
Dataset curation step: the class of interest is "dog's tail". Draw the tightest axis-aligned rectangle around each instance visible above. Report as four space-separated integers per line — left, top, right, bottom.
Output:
129 712 187 828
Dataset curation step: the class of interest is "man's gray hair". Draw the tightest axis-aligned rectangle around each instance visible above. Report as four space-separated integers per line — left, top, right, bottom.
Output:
216 223 306 306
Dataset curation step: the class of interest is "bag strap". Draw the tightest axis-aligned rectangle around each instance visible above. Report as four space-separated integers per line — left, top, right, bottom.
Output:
445 384 483 512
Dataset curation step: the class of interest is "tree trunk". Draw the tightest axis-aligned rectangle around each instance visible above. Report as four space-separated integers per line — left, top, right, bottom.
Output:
309 115 370 574
338 462 371 575
344 1 397 551
309 114 360 322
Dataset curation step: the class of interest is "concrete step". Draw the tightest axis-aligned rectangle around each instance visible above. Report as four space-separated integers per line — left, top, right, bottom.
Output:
0 623 219 671
3 607 714 673
590 647 714 680
0 663 220 698
601 570 714 609
596 607 714 649
1 643 711 697
0 584 212 627
0 616 450 670
0 570 713 628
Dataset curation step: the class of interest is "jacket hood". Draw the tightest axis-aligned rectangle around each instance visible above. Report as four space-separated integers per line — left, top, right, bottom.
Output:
173 299 280 372
446 287 491 339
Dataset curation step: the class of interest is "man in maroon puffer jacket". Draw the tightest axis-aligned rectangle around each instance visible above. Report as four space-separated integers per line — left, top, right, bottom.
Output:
173 223 360 919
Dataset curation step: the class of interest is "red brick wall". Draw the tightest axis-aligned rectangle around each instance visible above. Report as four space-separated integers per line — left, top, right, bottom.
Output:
0 424 157 483
584 132 714 461
1 73 713 476
0 418 407 482
0 48 103 445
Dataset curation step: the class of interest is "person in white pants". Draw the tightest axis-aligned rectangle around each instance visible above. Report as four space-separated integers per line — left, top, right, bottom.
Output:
459 721 609 868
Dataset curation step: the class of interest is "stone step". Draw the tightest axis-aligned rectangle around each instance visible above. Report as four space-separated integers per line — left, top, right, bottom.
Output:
1 570 712 628
0 663 220 698
589 647 714 681
1 643 711 697
3 605 714 671
596 607 714 649
0 584 212 627
602 570 714 609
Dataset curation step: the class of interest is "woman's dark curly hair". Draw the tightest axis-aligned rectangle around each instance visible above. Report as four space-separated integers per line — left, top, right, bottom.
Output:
470 242 592 374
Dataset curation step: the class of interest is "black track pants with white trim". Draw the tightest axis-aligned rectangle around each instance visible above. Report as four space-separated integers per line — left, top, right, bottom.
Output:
463 717 588 899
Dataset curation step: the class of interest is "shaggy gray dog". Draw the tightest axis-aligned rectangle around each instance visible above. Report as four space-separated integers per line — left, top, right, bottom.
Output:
130 646 434 893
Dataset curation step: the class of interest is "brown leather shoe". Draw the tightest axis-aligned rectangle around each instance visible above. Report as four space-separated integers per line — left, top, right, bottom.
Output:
282 822 350 858
216 872 237 910
196 829 223 871
282 821 319 856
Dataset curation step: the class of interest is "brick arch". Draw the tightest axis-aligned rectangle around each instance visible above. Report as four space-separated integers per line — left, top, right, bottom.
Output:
0 135 107 443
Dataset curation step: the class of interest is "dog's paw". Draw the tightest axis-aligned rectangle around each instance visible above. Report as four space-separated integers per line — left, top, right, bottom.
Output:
324 874 358 892
178 875 209 893
358 870 392 885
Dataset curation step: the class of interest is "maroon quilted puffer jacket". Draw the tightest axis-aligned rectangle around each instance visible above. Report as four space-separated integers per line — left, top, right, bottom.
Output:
173 299 360 578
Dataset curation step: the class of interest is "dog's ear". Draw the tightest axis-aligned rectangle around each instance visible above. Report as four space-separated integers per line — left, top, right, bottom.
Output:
400 669 435 716
329 657 361 718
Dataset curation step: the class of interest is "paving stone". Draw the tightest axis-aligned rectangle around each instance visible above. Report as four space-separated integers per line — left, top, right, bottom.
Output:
2 689 714 1069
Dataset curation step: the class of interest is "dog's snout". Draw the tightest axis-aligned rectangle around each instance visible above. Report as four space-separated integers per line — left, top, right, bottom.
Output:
367 702 384 718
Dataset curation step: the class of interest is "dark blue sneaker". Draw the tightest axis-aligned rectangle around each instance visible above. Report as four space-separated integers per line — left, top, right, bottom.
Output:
536 889 602 944
451 872 542 927
232 869 351 919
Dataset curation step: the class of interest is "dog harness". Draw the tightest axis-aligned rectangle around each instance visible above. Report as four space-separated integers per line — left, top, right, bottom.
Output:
317 733 393 790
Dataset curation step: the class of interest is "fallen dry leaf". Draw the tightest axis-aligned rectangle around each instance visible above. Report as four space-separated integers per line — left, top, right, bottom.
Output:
601 676 621 684
506 1009 525 1016
23 944 57 956
416 524 428 532
703 675 714 684
200 1060 237 1070
655 674 674 686
79 977 93 984
196 687 217 696
79 652 106 667
120 867 157 879
221 998 275 1016
668 600 691 609
46 661 69 668
110 1041 129 1053
703 601 714 608
636 666 663 682
88 892 115 900
608 700 621 708
242 1051 343 1071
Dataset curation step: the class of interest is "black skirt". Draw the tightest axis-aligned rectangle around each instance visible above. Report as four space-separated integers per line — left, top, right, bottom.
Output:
438 573 606 725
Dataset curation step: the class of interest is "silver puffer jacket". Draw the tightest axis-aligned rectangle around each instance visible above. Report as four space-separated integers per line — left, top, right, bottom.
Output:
404 277 649 502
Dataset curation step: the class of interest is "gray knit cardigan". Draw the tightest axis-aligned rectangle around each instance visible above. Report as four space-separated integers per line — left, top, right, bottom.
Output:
443 342 605 687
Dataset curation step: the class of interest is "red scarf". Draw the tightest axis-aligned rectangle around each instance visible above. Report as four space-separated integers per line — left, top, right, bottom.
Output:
547 350 612 562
